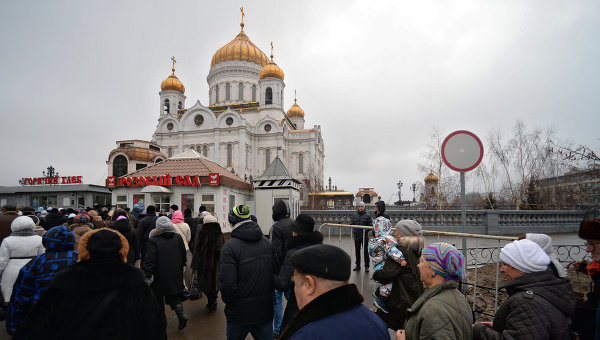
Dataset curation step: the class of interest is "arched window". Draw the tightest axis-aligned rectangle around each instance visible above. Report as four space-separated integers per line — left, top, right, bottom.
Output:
238 83 244 101
215 86 219 103
189 145 195 151
299 153 304 174
178 101 183 111
163 99 170 114
202 145 208 157
362 193 371 204
265 149 271 169
168 147 173 157
227 144 233 167
226 83 231 100
113 155 128 178
155 158 163 163
252 85 257 102
265 87 273 105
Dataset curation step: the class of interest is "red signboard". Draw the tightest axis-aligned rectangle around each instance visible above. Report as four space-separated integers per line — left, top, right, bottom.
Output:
21 176 82 186
208 173 220 186
106 174 203 188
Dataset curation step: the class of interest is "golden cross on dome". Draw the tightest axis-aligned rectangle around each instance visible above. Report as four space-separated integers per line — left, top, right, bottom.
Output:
294 89 297 103
240 7 245 27
171 56 176 72
270 41 274 59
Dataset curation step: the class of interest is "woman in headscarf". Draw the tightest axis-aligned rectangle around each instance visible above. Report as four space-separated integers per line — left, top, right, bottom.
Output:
0 217 45 302
398 242 472 340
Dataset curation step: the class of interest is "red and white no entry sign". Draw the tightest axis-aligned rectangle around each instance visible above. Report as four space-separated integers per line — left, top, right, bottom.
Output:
441 130 484 172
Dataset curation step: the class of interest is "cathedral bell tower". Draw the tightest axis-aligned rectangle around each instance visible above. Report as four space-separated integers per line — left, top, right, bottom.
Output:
159 56 186 119
258 43 285 110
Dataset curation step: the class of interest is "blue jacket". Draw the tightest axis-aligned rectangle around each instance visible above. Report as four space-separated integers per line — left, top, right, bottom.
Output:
280 284 388 340
6 226 78 334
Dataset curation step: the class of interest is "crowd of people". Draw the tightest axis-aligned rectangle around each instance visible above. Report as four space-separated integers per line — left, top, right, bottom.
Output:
0 202 598 339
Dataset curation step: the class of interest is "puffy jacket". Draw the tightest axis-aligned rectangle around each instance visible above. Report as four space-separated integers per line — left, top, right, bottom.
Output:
404 280 473 340
0 228 45 301
219 220 277 326
6 226 78 334
350 210 372 239
473 269 576 340
372 237 424 330
111 219 140 265
142 228 186 298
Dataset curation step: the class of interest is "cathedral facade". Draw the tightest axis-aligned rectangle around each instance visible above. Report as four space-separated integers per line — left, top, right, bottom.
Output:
151 17 325 200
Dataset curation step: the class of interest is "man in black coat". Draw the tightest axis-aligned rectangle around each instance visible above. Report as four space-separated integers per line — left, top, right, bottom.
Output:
135 205 159 260
142 216 188 330
351 202 372 272
219 205 278 340
44 208 67 231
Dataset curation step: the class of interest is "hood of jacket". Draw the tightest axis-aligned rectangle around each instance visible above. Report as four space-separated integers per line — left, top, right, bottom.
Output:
231 220 263 242
272 200 290 222
149 224 177 238
503 269 575 316
397 236 425 252
111 218 132 234
373 216 392 238
285 230 324 250
43 225 75 252
51 259 145 292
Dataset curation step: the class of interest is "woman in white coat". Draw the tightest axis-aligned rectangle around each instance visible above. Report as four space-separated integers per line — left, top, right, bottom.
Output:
0 216 45 301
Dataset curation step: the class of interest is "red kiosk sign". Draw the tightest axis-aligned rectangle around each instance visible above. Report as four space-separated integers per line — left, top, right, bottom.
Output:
208 173 220 186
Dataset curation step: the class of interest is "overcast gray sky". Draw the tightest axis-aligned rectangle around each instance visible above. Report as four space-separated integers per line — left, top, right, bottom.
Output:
1 1 598 203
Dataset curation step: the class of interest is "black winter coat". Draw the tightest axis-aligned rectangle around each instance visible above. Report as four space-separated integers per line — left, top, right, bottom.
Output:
190 221 223 293
270 217 294 264
141 229 187 297
111 219 140 265
135 214 158 258
44 212 67 230
350 210 372 239
473 269 576 340
372 238 424 330
14 259 165 340
274 231 323 329
219 220 278 326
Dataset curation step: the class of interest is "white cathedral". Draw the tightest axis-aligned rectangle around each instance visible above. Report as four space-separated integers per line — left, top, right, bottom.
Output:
109 14 325 201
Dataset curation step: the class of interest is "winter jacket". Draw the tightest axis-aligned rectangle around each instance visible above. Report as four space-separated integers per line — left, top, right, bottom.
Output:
190 215 204 252
350 209 372 240
219 220 277 326
279 284 388 340
6 226 78 334
44 212 67 230
404 280 473 340
111 218 140 265
0 227 44 301
372 237 424 330
0 211 19 244
274 231 323 329
142 227 187 298
190 221 223 293
369 216 404 270
270 200 294 263
473 269 576 340
14 259 165 340
135 214 158 258
172 222 191 251
69 223 93 250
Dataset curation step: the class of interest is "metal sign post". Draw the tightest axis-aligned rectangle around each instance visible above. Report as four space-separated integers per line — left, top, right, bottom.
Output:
441 130 484 263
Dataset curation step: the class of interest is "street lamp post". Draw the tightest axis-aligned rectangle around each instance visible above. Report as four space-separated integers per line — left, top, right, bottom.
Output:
411 183 417 202
397 180 403 203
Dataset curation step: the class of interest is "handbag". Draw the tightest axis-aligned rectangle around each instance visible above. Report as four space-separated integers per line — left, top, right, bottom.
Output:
188 273 203 301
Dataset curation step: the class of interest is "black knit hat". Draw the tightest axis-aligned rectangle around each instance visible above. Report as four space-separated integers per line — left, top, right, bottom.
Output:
146 205 156 214
579 219 600 240
291 244 351 281
170 204 179 211
292 214 315 236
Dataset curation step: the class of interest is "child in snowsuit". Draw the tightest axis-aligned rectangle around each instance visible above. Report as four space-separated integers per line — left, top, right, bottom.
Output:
369 215 406 313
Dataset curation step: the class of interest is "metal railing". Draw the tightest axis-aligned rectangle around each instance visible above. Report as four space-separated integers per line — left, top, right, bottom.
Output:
318 222 587 319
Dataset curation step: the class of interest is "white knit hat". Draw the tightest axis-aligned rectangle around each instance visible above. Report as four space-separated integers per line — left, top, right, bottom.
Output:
526 233 568 278
500 239 550 274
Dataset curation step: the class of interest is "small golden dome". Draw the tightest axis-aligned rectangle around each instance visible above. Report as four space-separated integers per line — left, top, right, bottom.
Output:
287 98 305 118
425 171 439 183
259 54 284 80
210 23 269 68
161 68 185 94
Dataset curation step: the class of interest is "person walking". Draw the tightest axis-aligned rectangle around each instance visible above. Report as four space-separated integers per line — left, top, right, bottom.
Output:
398 242 472 340
279 244 389 340
110 209 140 266
472 239 576 340
171 210 191 252
351 202 372 272
6 226 79 334
142 216 188 330
136 205 159 260
573 219 600 340
0 216 45 303
219 205 277 340
69 213 93 250
0 205 20 244
14 228 165 339
190 214 223 311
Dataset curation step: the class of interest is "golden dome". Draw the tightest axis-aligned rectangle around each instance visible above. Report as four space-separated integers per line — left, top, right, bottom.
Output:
259 54 284 80
210 23 269 68
287 98 305 118
425 171 439 183
161 68 185 94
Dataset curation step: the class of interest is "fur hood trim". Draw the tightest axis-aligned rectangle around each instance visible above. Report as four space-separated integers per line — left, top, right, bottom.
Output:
396 236 425 252
78 228 129 263
149 225 177 238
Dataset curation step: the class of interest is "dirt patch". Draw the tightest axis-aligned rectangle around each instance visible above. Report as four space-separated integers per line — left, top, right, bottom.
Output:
465 263 590 321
